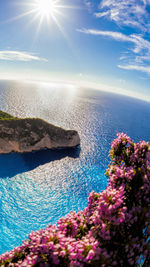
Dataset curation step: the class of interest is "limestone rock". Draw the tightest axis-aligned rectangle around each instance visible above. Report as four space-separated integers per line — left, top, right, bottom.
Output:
0 115 80 154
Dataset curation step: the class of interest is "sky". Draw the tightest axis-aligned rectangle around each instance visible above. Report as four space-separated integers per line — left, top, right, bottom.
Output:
0 0 150 101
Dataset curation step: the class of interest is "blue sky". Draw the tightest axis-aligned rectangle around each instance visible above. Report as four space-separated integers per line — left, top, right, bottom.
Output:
0 0 150 101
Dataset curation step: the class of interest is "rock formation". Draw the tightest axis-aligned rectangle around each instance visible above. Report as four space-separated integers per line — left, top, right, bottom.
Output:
0 111 80 154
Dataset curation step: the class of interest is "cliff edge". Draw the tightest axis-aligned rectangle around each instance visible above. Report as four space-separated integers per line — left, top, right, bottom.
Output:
0 111 80 154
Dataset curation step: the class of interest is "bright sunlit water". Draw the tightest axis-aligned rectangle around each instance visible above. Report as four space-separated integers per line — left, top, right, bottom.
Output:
0 80 150 254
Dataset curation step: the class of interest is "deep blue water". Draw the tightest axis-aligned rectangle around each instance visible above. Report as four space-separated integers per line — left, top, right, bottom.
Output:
0 80 150 254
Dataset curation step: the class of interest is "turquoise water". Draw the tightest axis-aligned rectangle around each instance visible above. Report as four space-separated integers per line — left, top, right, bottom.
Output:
0 80 150 254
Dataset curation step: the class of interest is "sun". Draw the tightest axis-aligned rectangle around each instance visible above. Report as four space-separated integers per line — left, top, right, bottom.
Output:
23 0 63 36
4 0 76 40
34 0 59 20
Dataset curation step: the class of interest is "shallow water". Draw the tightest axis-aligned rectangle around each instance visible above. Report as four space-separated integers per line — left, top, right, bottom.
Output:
0 80 150 254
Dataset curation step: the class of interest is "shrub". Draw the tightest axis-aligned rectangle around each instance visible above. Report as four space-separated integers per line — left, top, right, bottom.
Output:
0 133 149 266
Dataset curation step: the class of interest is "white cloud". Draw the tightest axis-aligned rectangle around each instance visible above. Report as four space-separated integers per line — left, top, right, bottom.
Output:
78 1 150 76
77 28 132 42
135 55 150 62
118 64 150 75
94 11 110 18
0 51 48 62
78 28 150 75
77 28 150 54
96 0 150 32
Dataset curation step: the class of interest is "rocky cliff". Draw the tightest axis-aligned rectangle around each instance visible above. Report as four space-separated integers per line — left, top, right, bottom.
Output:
0 112 80 154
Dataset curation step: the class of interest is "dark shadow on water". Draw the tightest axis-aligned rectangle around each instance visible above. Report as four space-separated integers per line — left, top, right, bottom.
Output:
0 146 81 178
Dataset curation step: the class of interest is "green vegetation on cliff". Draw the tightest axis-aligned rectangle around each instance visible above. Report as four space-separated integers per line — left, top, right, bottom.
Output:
0 111 16 120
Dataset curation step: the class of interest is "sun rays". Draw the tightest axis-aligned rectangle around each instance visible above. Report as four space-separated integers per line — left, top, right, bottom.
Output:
3 0 75 38
29 0 61 24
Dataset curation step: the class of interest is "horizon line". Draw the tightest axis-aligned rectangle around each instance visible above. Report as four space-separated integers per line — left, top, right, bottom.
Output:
0 76 149 104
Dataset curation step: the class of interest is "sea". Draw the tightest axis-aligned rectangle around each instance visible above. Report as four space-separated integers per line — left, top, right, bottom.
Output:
0 80 150 254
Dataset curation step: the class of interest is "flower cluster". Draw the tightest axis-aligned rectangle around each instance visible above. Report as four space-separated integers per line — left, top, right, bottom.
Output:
0 133 149 266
